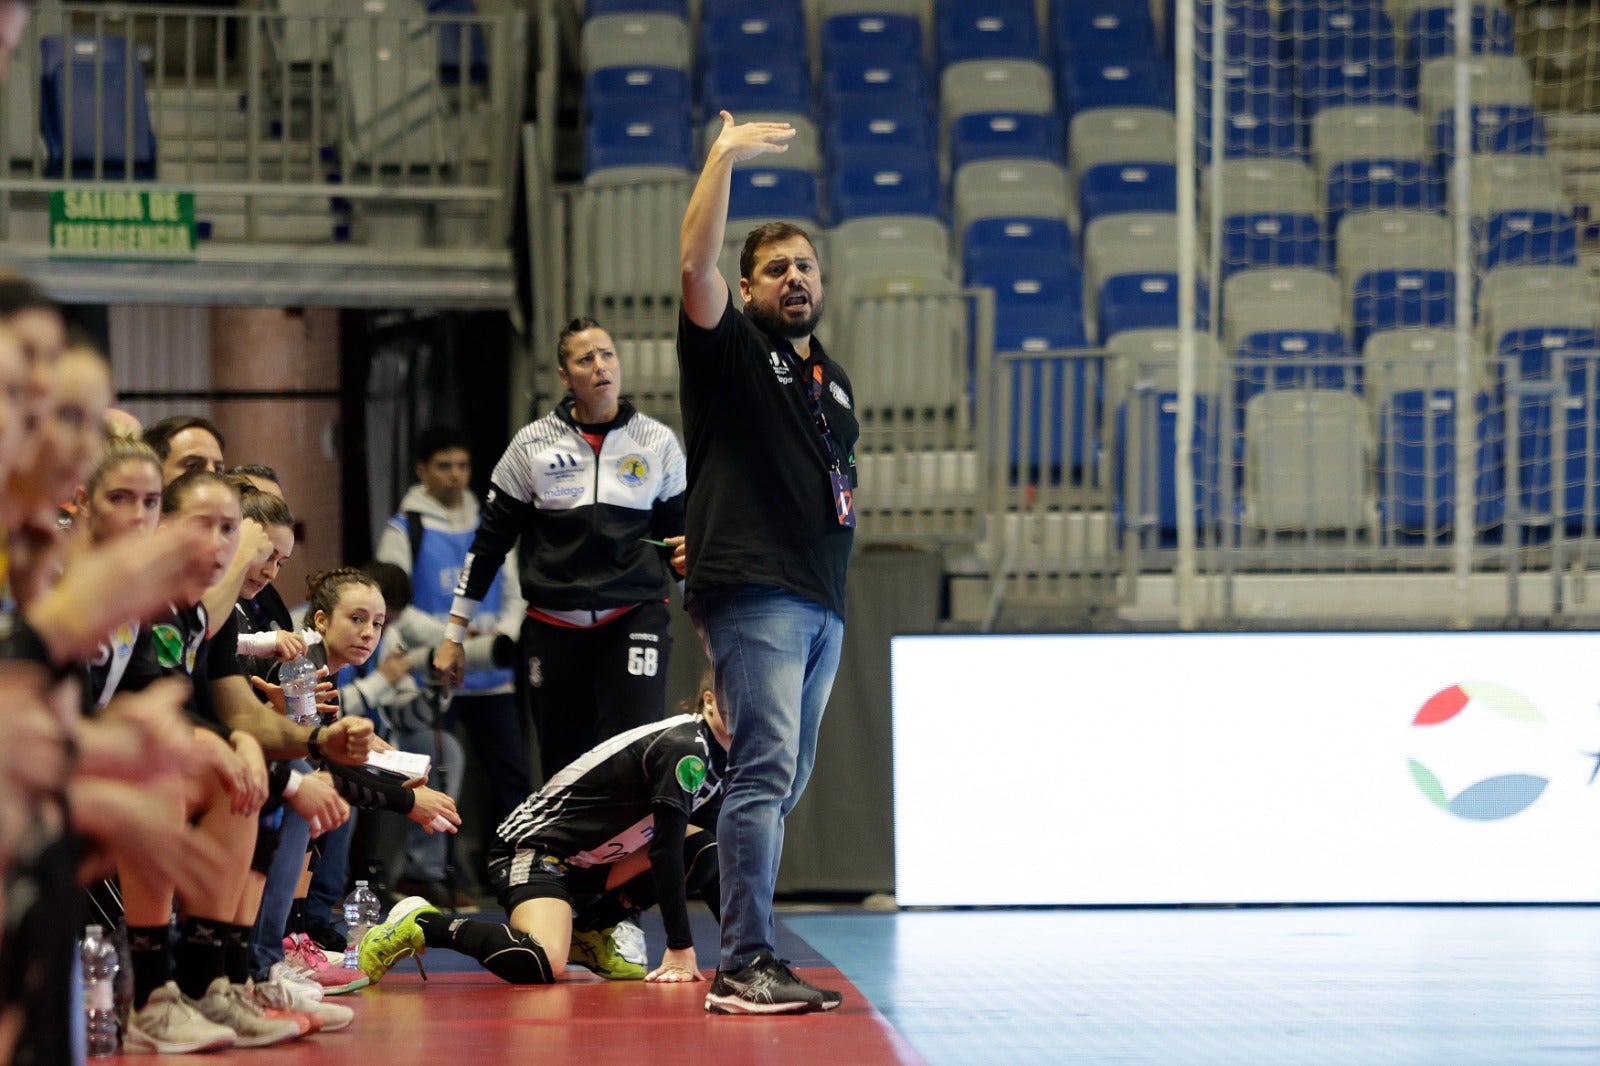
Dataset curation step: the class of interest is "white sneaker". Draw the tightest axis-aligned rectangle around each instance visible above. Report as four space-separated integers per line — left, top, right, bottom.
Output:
123 981 237 1054
253 971 355 1033
268 960 326 1002
613 917 648 968
195 976 303 1048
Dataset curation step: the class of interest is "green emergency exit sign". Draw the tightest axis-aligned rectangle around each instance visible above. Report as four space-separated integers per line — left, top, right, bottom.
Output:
49 189 196 259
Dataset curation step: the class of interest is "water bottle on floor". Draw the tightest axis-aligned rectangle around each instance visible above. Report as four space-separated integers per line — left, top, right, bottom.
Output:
343 881 381 969
80 924 119 1058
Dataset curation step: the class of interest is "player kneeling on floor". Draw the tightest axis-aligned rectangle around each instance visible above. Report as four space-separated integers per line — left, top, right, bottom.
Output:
357 693 727 985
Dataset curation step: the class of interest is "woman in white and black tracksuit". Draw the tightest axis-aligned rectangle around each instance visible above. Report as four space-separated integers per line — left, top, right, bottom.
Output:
436 318 688 782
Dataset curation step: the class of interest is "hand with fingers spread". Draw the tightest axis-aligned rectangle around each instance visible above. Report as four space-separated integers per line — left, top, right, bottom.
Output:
646 947 704 984
708 110 795 165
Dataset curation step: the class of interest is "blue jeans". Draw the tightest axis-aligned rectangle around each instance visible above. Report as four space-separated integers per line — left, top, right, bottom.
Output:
306 814 354 936
251 770 313 979
690 585 844 971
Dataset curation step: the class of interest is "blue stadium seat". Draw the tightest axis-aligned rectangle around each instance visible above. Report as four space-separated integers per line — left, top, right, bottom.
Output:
1405 5 1517 65
826 102 937 164
1059 58 1174 119
728 167 819 225
1115 391 1221 539
1432 104 1544 185
1055 0 1158 63
820 12 923 66
1325 160 1438 234
583 105 694 175
700 57 811 116
1079 162 1177 225
1233 330 1353 408
696 0 792 17
1351 268 1456 352
1496 328 1599 381
39 36 157 180
1197 95 1303 162
822 55 931 115
986 270 1092 471
949 111 1063 169
1297 57 1407 116
1097 272 1208 344
1514 357 1600 533
1291 5 1397 67
1220 213 1325 276
962 216 1079 280
698 12 806 71
585 0 687 16
428 0 489 86
936 0 1040 66
831 155 941 221
583 65 691 114
1479 210 1578 269
1378 389 1505 537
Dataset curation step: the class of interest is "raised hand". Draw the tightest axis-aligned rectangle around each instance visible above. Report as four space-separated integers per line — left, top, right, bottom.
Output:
708 110 795 165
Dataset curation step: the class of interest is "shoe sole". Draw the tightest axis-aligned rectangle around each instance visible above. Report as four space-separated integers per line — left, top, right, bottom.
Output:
321 974 371 995
704 993 825 1015
123 1028 236 1054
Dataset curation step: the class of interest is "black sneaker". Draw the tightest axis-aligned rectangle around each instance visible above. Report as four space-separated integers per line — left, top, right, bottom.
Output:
704 953 826 1015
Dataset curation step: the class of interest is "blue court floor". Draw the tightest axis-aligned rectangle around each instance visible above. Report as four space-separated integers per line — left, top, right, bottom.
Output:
782 905 1600 1066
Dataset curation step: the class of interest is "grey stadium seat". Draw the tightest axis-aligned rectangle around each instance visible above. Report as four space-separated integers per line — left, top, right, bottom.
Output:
941 60 1054 131
1243 390 1375 531
952 159 1072 248
581 13 691 73
1419 55 1533 119
1069 108 1176 181
1223 269 1343 354
1311 105 1427 182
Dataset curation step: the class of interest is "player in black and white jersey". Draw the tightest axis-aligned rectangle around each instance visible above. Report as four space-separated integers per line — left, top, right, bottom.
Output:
356 680 729 987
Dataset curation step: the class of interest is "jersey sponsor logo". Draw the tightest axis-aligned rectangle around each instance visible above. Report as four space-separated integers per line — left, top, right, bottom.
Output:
151 623 183 669
628 632 659 643
547 452 582 471
528 656 543 688
830 380 852 410
675 754 707 793
769 351 793 385
615 453 649 487
545 484 586 499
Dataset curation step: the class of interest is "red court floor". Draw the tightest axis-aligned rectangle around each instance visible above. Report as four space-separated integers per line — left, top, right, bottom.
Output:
111 967 925 1066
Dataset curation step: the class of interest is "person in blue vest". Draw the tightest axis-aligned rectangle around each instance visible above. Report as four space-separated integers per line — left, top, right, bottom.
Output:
375 426 530 906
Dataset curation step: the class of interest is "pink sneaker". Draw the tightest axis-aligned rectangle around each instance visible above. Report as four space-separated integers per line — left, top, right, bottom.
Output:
284 934 369 996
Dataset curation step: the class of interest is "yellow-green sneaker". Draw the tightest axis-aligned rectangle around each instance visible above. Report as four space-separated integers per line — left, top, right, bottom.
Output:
568 927 646 980
358 895 438 983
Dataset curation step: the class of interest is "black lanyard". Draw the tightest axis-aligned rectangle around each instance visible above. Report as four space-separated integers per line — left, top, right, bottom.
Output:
779 349 846 475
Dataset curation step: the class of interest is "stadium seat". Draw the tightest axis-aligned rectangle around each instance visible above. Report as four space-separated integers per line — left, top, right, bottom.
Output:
1431 104 1544 186
1477 210 1578 269
1233 330 1354 408
1069 108 1175 181
832 155 941 221
1465 153 1566 214
1114 387 1222 539
1222 268 1342 354
1106 328 1227 399
1480 265 1600 352
1350 267 1456 352
822 54 931 114
580 13 690 72
1325 159 1439 234
963 216 1079 282
833 215 952 295
38 35 158 180
1311 105 1427 184
1377 388 1505 538
949 111 1064 169
1079 162 1177 226
700 57 811 116
697 12 806 71
1083 212 1179 342
1059 57 1175 118
1291 4 1397 66
1363 327 1485 401
826 102 938 164
583 105 694 176
1196 95 1302 162
585 66 691 116
936 0 1040 66
1513 359 1600 533
726 167 819 226
586 0 687 15
1335 210 1452 292
940 59 1054 132
1419 55 1533 119
1404 5 1517 66
1220 212 1325 276
1496 327 1600 382
1202 158 1319 219
1054 0 1158 63
1242 389 1374 531
1297 57 1407 117
952 159 1072 248
1097 272 1207 345
820 12 923 66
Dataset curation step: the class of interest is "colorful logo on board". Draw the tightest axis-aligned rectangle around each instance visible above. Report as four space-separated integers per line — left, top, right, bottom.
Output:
1408 682 1548 821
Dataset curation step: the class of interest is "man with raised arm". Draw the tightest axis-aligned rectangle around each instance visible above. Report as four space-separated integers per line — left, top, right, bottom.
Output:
676 111 860 1015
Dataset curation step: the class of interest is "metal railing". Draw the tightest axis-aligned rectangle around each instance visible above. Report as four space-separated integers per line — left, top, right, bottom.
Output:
0 2 525 251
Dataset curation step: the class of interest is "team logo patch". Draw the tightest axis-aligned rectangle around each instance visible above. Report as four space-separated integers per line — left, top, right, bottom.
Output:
769 351 793 385
616 454 650 486
829 381 851 409
675 755 707 793
528 656 543 688
152 623 183 669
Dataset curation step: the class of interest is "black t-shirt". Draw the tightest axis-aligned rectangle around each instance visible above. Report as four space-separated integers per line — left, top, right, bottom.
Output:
117 603 235 733
496 714 725 863
676 301 859 618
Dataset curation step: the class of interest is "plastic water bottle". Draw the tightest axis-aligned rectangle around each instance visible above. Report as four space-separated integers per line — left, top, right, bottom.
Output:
342 881 381 970
281 633 322 725
80 925 119 1058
